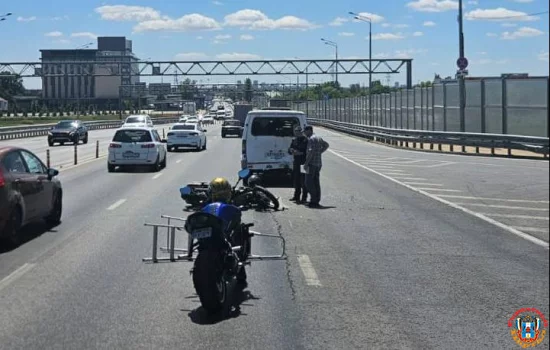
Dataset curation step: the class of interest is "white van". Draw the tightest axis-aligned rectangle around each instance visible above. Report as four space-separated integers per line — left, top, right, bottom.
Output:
241 109 307 181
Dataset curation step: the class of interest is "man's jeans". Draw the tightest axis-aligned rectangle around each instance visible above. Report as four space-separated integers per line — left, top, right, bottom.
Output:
305 165 321 204
292 163 307 199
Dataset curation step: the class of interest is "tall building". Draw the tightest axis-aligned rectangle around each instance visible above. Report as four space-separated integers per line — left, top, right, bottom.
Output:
40 36 140 108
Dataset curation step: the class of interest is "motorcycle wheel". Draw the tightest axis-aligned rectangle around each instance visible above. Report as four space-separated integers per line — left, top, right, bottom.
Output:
192 250 227 314
253 186 280 210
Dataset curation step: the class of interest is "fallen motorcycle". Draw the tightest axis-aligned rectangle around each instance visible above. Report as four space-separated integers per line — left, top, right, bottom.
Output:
180 170 280 211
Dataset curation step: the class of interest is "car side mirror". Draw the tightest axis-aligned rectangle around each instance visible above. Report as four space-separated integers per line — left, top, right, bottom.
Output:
161 139 167 143
47 168 59 179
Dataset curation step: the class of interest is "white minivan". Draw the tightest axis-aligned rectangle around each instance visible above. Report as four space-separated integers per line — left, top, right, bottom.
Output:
241 109 307 183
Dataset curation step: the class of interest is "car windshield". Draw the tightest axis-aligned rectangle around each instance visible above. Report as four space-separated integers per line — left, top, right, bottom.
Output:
56 121 77 128
172 125 196 130
112 129 152 142
126 116 146 123
223 120 241 126
250 117 299 137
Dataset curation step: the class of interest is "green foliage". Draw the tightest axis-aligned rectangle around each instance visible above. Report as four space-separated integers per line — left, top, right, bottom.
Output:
0 71 25 104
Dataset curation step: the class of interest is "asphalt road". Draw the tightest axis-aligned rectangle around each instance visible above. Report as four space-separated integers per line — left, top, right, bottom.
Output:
0 125 548 349
0 123 179 169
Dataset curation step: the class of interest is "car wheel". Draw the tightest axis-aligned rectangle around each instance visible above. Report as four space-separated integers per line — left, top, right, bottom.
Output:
161 153 167 168
48 140 54 147
83 133 88 144
202 141 207 150
151 155 161 172
45 191 62 226
4 206 22 246
167 146 173 152
108 163 116 172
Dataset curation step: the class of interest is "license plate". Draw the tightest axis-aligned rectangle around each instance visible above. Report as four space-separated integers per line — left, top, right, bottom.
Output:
265 151 285 160
123 151 139 158
178 135 187 138
191 227 212 239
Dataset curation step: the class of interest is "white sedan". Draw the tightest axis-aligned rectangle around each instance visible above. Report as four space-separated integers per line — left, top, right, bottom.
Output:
108 127 167 172
167 123 207 151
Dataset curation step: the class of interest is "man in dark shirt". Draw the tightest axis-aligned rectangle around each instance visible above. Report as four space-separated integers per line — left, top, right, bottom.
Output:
288 125 309 203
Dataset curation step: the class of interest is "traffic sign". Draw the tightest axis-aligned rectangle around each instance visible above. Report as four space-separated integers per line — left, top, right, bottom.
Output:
457 57 468 70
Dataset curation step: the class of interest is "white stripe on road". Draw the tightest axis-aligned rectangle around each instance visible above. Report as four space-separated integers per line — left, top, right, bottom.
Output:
176 159 182 164
0 263 35 292
391 177 428 181
297 254 322 286
107 199 126 211
404 182 444 187
454 203 549 211
152 172 163 180
436 195 549 204
416 188 462 192
480 213 549 220
329 149 549 249
512 227 549 234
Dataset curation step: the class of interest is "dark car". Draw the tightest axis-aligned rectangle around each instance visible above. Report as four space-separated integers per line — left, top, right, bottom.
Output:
48 120 88 146
221 119 243 138
0 146 62 245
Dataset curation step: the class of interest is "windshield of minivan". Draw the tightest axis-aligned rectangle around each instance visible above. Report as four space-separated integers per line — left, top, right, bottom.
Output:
126 116 146 123
251 117 299 137
172 124 196 130
113 129 152 142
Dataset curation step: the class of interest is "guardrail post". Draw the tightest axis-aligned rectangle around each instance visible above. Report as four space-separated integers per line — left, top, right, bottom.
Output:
46 149 50 168
74 144 78 165
96 140 99 158
163 128 165 138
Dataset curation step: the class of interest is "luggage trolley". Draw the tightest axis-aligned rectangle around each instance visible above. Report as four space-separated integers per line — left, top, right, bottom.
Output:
141 214 287 263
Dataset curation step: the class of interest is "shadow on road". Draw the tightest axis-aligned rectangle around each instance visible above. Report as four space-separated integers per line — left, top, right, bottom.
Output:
183 283 261 325
0 222 60 254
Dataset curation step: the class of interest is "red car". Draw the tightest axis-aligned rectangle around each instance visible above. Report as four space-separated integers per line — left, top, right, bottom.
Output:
0 146 63 245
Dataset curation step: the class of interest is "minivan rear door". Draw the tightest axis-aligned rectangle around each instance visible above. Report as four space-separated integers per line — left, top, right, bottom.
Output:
112 129 153 160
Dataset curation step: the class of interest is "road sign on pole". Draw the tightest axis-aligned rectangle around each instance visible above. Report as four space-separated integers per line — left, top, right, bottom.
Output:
457 57 469 70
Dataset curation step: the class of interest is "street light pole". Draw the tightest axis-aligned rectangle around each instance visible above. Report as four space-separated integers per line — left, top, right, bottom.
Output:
458 0 466 134
350 12 373 125
321 38 338 85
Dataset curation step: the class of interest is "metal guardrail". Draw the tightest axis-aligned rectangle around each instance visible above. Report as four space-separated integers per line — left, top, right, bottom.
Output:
0 117 180 141
307 118 550 157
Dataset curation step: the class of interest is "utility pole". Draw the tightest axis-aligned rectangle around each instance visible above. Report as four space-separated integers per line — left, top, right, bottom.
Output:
350 12 373 125
457 0 467 134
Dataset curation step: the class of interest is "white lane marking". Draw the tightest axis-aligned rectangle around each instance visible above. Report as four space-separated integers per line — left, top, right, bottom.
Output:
288 220 294 229
417 188 463 193
384 173 412 176
391 177 428 181
329 149 549 249
437 195 549 204
453 203 549 212
152 172 163 180
480 213 549 221
297 254 322 286
0 263 35 292
107 199 127 211
176 159 182 164
512 227 549 234
404 182 444 187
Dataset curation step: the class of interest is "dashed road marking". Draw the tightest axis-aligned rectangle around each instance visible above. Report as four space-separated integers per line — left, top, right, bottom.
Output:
0 263 35 292
329 149 549 249
297 254 322 286
404 182 444 187
454 203 549 212
176 159 182 164
436 195 549 204
107 199 126 211
152 172 163 180
417 188 462 193
481 213 549 221
391 177 428 181
513 227 549 234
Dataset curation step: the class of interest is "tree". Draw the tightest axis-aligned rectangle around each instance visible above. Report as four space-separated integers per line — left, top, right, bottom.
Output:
179 78 197 100
0 72 25 105
244 78 252 102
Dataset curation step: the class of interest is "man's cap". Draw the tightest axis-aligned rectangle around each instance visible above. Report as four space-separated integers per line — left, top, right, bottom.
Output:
304 125 313 131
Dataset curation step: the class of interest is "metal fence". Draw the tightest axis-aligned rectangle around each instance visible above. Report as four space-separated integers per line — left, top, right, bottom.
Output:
292 77 549 137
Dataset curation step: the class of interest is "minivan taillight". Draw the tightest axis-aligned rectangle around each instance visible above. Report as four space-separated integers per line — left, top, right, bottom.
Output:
109 143 121 148
0 169 5 187
242 140 246 154
141 143 155 148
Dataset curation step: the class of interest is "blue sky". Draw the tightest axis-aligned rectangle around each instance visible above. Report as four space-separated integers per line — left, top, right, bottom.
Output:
1 0 548 89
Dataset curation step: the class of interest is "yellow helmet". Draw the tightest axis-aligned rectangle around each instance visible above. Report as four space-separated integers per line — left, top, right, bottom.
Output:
209 177 232 202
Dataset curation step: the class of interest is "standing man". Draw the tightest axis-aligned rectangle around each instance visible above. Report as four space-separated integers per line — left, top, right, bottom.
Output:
303 125 329 208
288 125 309 203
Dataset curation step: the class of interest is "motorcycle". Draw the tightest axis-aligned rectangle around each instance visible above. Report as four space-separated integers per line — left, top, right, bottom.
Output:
141 168 287 315
180 169 280 211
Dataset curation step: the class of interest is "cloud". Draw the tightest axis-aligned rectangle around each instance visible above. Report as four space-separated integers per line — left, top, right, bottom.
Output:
352 12 385 23
338 32 355 37
215 53 262 60
175 52 209 60
382 23 410 29
71 32 98 40
423 21 436 26
538 52 549 62
215 34 232 40
465 8 539 21
406 0 458 12
224 9 317 30
371 33 405 40
413 31 424 36
95 5 162 22
51 15 70 21
329 17 348 26
133 14 222 32
45 31 63 37
501 26 544 39
17 16 36 22
240 34 254 40
468 0 478 4
212 1 223 5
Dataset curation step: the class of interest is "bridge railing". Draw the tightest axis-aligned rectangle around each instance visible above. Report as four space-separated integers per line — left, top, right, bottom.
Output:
0 117 179 141
293 76 549 138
